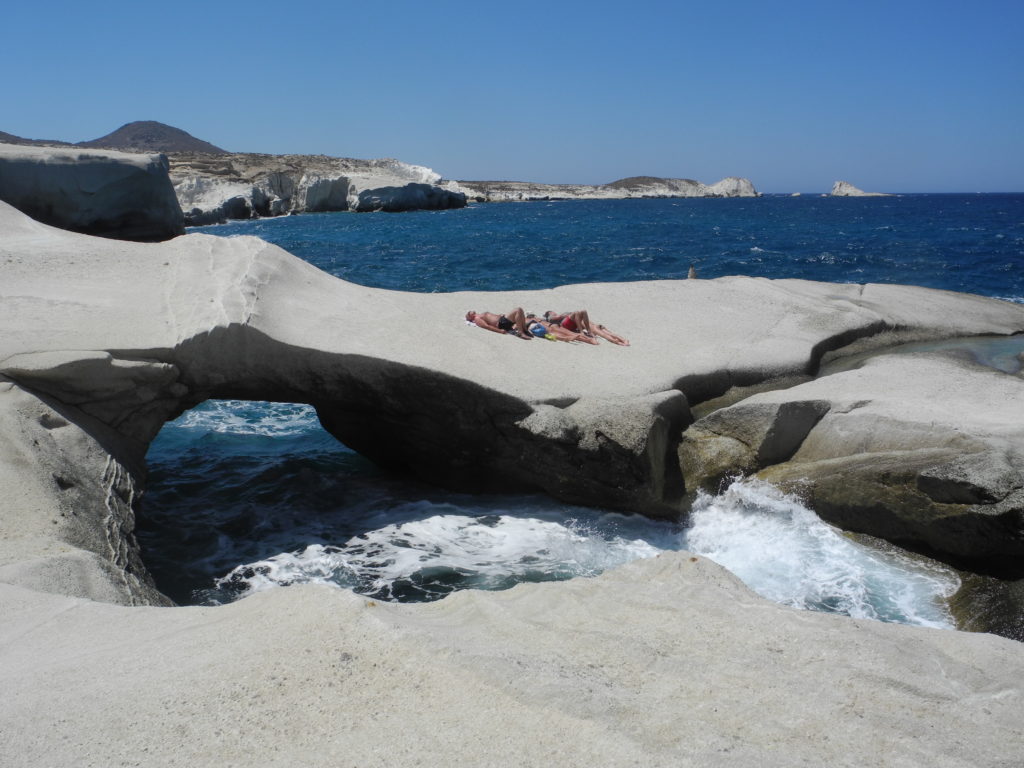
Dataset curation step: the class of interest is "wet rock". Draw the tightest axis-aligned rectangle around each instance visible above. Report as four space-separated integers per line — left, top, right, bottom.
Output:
687 353 1024 575
679 400 830 493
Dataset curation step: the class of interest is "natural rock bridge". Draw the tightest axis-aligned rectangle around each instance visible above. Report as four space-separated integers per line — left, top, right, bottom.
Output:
4 201 1024 764
3 200 1024 605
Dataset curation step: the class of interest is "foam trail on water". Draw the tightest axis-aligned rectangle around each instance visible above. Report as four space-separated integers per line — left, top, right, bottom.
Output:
683 480 959 629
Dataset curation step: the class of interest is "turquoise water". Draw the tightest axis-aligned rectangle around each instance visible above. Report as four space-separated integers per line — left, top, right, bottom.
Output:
138 195 1023 625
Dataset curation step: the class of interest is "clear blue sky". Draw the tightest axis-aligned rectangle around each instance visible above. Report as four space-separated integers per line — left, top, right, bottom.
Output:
3 0 1021 192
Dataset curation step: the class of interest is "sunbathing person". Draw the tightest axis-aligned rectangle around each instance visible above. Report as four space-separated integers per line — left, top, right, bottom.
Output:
543 309 630 346
525 314 598 344
465 308 532 338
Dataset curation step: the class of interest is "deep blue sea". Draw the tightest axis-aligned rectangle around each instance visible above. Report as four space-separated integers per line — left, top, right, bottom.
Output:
137 195 1023 627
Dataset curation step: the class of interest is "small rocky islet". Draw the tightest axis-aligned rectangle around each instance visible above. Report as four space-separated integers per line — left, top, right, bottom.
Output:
0 125 1022 766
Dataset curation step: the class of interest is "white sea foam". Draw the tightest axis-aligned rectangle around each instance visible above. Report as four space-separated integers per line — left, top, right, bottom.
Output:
208 478 959 629
214 508 664 601
171 400 319 437
682 480 959 628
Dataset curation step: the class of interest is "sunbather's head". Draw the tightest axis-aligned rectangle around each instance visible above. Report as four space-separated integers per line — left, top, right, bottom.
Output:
465 311 477 322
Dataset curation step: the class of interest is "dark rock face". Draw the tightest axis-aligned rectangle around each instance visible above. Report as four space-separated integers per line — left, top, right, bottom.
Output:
951 572 1024 641
765 454 1024 577
0 145 184 241
679 400 830 494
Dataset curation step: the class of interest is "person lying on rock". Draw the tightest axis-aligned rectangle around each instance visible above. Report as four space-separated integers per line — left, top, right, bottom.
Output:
543 310 630 346
465 308 532 338
525 314 598 344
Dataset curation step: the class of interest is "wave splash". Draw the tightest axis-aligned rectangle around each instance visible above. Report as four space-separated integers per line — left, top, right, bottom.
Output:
684 480 959 629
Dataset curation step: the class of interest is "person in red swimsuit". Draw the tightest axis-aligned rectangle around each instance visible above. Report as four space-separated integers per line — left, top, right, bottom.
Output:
543 310 630 346
525 313 598 344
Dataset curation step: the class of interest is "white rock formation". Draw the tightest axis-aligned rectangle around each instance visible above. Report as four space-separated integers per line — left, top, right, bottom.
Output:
3 197 1024 593
705 176 758 196
169 153 466 224
2 201 1024 764
0 143 184 240
457 175 758 202
2 552 1023 767
830 180 892 197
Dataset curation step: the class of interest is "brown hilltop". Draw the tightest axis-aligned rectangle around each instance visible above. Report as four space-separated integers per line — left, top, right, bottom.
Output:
2 121 227 155
77 121 228 154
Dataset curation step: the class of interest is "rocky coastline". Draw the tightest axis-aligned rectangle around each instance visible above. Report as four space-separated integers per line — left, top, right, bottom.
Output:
0 124 470 225
1 147 1023 764
169 151 468 224
458 175 758 202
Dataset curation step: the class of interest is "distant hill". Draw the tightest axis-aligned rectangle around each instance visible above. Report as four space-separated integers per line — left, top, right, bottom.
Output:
77 121 227 154
0 130 72 147
1 121 227 154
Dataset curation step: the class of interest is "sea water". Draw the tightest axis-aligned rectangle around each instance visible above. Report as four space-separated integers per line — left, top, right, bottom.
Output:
138 194 1023 627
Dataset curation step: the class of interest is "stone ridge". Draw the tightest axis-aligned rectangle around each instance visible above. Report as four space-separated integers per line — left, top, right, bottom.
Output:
0 130 73 147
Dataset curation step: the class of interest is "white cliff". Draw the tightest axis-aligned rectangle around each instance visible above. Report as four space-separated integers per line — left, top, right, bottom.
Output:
457 175 758 202
170 152 466 224
0 143 184 241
